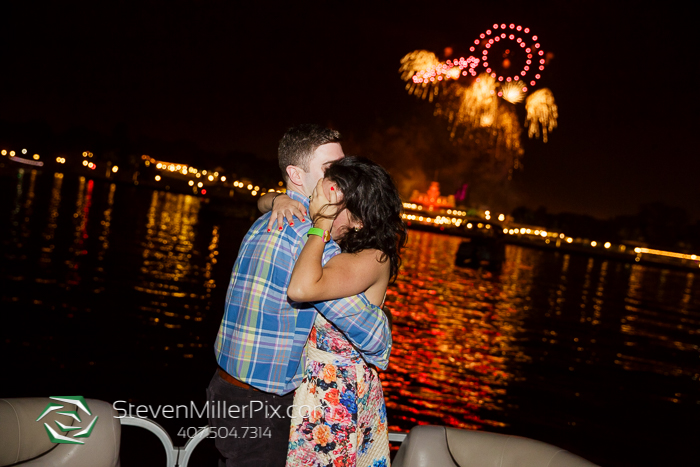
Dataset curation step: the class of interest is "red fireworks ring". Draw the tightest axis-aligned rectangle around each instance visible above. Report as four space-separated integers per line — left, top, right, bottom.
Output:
468 23 545 90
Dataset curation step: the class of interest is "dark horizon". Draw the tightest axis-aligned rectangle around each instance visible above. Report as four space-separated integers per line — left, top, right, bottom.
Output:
2 0 698 220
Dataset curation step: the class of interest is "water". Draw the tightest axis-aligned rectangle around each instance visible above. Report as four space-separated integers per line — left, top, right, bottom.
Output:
2 169 699 466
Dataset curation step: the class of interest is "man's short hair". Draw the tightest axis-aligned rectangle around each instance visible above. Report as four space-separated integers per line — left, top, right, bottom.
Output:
278 124 342 181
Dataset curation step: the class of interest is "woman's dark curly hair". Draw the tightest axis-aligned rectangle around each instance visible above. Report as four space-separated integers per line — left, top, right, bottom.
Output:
322 156 407 282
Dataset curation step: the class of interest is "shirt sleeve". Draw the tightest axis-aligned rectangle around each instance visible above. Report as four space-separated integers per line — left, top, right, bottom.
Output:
313 296 392 370
302 237 392 369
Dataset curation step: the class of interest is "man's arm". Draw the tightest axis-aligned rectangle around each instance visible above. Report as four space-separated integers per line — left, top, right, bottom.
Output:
313 296 392 370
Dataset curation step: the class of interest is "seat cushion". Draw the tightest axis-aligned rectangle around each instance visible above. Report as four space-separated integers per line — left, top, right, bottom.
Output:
0 398 120 467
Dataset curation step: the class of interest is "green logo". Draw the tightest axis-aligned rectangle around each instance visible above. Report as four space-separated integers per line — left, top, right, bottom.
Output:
36 396 98 445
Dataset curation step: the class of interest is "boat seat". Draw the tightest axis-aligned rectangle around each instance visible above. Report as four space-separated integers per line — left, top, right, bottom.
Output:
392 425 598 467
0 397 120 467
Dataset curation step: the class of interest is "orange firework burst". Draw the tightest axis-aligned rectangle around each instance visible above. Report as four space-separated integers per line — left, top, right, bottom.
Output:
525 88 558 143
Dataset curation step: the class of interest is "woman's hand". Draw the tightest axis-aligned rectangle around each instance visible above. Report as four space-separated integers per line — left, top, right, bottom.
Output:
309 179 338 230
266 194 307 232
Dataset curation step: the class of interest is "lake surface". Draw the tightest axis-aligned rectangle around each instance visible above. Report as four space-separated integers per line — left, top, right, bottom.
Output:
2 169 699 466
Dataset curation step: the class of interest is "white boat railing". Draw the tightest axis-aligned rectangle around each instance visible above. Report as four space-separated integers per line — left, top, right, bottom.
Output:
120 416 210 467
120 417 406 467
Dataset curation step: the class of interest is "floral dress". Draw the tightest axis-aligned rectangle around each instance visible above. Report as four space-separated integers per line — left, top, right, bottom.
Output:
286 313 390 467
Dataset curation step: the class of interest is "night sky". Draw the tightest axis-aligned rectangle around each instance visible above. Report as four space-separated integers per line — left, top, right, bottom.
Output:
2 1 698 220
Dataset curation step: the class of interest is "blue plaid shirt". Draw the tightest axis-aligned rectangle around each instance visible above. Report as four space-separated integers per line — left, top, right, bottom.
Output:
214 190 392 395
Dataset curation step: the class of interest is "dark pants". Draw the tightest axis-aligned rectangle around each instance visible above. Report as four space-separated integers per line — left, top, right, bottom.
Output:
206 370 295 467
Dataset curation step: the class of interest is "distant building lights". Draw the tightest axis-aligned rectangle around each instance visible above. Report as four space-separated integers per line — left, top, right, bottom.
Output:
591 241 597 247
566 237 573 243
604 242 611 249
634 247 699 261
83 160 88 166
197 182 203 188
22 149 27 154
188 180 194 186
155 175 161 181
498 214 505 221
251 190 258 196
32 154 40 160
10 151 16 156
208 175 214 181
112 166 119 173
220 176 226 182
247 184 253 190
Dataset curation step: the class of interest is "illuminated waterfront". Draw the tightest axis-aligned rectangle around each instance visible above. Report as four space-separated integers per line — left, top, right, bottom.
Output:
2 170 699 466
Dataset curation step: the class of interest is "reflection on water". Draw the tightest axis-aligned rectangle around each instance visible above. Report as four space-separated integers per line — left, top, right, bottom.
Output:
1 169 699 465
383 233 528 431
38 173 64 279
65 177 93 286
129 190 220 357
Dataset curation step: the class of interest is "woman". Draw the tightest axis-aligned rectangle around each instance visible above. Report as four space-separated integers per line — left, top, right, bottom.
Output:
283 156 406 467
261 156 404 466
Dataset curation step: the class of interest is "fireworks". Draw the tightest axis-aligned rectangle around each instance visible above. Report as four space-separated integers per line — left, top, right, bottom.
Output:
400 51 481 102
435 74 524 173
499 82 524 104
525 88 558 143
399 50 441 101
477 23 545 88
493 105 523 153
399 50 440 81
400 24 546 95
399 22 557 176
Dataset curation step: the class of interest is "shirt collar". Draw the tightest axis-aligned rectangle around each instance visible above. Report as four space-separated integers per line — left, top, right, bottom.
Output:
286 189 310 209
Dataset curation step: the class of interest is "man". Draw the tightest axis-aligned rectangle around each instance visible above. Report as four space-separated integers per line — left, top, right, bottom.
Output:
208 124 392 467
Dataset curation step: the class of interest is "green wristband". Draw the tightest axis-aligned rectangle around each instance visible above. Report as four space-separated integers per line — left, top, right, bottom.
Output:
307 227 331 243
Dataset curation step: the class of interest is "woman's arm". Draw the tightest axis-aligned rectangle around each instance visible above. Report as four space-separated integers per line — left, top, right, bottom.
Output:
288 245 386 303
257 192 307 231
